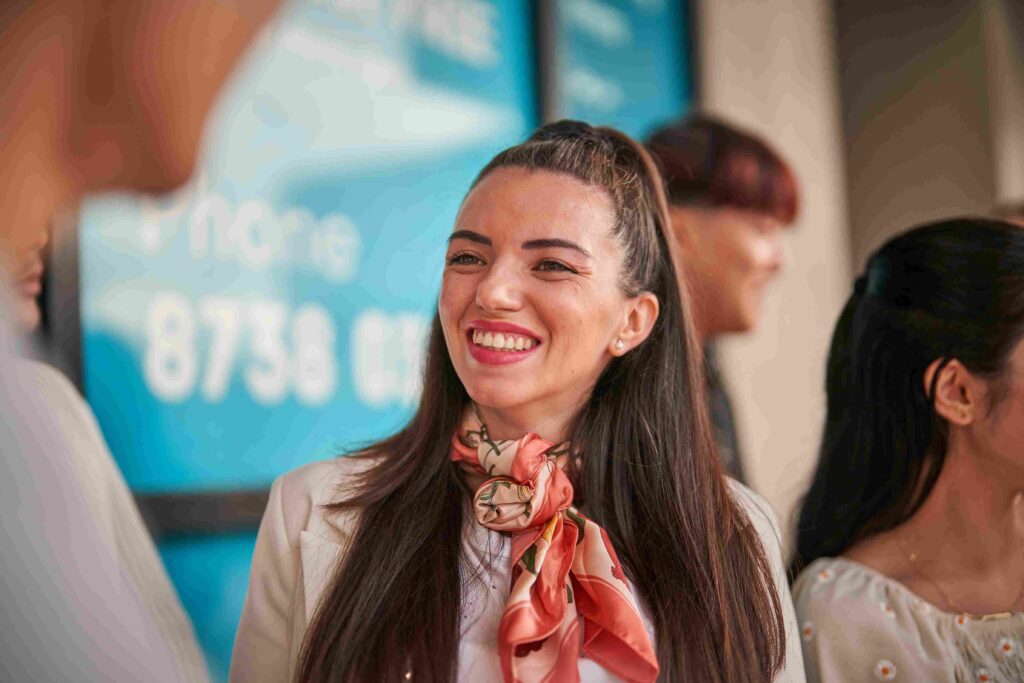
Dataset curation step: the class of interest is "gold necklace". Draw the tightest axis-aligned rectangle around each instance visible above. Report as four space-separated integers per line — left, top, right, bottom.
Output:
896 530 1024 620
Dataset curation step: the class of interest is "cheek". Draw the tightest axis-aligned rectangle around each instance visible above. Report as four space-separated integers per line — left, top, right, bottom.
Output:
703 232 755 288
993 394 1024 457
438 276 469 327
542 289 617 358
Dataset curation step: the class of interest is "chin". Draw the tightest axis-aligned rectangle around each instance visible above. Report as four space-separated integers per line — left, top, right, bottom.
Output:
717 310 757 335
462 380 531 413
736 317 758 334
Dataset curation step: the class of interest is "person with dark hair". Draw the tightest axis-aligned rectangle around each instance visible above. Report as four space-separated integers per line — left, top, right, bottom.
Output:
790 218 1024 681
645 115 800 483
231 121 803 682
0 1 281 679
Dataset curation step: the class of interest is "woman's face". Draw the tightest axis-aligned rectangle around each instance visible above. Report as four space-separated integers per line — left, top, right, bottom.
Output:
439 167 643 431
670 205 786 340
6 226 48 331
970 339 1024 472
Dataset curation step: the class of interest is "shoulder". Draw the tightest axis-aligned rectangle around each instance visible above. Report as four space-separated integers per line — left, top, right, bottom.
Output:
16 360 85 406
265 456 379 547
726 480 809 681
792 556 905 619
792 557 953 680
791 557 941 647
13 361 111 454
727 478 783 558
274 455 378 506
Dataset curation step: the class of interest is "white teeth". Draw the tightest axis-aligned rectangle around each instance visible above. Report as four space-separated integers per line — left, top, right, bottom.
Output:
471 329 538 352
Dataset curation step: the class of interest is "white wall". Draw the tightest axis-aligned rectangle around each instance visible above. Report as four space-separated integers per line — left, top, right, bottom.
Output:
695 0 853 546
986 0 1024 206
836 0 996 268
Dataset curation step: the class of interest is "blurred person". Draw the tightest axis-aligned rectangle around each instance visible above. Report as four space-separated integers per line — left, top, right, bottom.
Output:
5 223 213 681
646 115 800 483
790 218 1024 681
231 121 804 682
0 0 282 679
7 226 47 331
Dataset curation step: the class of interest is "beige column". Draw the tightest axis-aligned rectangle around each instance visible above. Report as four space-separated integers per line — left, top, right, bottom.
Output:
695 0 853 546
836 0 997 268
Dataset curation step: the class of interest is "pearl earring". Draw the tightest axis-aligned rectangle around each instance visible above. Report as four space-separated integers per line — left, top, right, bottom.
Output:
615 339 624 350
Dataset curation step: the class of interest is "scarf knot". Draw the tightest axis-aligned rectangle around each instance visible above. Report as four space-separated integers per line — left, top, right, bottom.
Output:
450 409 659 683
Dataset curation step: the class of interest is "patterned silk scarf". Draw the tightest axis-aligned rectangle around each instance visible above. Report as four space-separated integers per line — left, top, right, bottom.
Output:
450 409 659 683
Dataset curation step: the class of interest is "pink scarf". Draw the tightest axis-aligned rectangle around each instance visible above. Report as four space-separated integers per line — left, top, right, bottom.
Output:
450 409 659 683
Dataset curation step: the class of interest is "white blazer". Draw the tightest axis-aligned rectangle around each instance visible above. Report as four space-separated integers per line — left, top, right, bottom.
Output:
0 360 209 681
230 456 806 682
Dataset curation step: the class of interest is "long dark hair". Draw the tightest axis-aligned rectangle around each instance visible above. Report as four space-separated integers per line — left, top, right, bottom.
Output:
791 217 1024 575
645 114 799 223
297 121 786 682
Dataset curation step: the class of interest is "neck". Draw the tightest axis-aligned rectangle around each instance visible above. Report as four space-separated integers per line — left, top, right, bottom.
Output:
904 430 1024 573
475 398 584 444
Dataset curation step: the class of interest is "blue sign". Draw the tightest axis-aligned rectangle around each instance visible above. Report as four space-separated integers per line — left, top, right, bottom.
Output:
80 0 536 494
555 0 691 138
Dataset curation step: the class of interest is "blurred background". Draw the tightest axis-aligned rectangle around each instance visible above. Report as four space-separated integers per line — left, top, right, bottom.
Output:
29 0 1024 679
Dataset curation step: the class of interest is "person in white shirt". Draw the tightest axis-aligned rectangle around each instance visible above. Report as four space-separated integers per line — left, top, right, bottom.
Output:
0 1 281 679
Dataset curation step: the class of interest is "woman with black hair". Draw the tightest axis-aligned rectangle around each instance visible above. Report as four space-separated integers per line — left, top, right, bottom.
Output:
791 218 1024 681
231 121 803 682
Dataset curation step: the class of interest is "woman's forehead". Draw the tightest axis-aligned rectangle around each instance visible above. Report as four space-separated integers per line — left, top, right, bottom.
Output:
455 168 615 245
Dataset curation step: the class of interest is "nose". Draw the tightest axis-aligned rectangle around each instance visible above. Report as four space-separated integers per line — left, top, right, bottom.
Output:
767 234 786 275
475 260 522 314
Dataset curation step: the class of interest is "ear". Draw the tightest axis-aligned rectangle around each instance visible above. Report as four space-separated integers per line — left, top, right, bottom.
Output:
923 358 983 426
610 292 659 356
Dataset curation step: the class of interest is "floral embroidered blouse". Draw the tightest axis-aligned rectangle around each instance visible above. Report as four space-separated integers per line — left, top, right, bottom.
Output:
793 557 1024 682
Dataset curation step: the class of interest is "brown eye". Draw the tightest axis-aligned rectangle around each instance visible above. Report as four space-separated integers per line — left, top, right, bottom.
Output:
535 259 576 274
447 252 484 267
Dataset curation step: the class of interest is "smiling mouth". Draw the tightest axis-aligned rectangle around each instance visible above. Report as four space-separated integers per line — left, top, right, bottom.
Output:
469 329 540 352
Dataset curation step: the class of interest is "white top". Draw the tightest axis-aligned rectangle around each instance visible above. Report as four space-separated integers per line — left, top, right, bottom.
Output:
793 556 1024 682
0 353 208 679
230 456 805 681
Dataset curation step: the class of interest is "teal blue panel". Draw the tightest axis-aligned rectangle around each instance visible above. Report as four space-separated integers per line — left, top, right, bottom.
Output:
79 0 536 493
556 0 691 138
159 532 258 683
80 0 537 675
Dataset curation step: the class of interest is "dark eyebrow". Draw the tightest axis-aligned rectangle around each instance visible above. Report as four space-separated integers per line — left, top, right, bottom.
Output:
522 238 592 258
448 230 491 246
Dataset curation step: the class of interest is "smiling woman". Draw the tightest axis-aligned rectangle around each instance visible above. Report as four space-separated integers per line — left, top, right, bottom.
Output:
230 121 803 682
439 168 658 439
